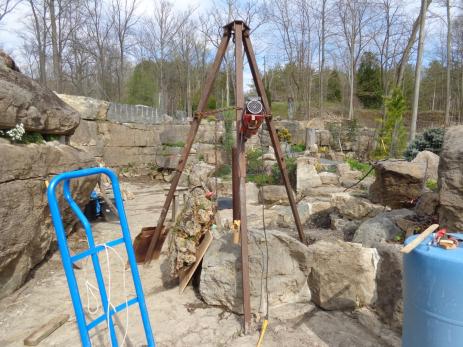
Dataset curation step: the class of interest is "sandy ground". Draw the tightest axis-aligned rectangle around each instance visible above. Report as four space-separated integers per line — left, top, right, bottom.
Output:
0 179 400 347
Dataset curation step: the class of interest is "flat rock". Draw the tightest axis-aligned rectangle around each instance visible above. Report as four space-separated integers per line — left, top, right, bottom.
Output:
319 171 339 185
259 185 293 205
331 192 386 220
57 93 109 121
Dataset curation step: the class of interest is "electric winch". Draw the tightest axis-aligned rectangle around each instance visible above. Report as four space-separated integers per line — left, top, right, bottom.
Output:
240 97 265 140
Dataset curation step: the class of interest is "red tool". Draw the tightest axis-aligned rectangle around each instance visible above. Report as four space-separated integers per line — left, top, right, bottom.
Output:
240 98 265 140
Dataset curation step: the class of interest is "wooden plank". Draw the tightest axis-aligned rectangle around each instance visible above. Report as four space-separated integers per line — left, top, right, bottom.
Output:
23 314 69 346
144 28 231 264
401 224 439 254
178 229 214 293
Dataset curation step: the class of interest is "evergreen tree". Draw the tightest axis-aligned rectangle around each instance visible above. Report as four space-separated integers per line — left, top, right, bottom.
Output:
356 52 383 108
377 88 408 158
126 61 158 106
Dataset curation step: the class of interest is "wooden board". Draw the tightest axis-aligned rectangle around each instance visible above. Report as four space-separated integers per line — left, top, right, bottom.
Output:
401 224 439 254
178 229 213 294
23 314 69 346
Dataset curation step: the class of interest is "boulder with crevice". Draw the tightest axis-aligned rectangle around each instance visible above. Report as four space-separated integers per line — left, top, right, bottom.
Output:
0 58 79 134
200 229 311 315
0 142 97 299
369 160 426 209
411 150 439 181
438 125 463 231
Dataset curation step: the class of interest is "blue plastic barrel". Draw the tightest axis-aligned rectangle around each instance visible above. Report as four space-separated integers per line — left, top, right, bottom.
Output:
403 234 463 347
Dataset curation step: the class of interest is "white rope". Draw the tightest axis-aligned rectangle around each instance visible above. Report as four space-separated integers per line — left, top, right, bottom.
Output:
84 244 130 346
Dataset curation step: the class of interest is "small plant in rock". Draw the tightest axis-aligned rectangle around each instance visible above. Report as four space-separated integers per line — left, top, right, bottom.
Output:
0 123 25 142
247 173 273 186
404 128 445 161
163 141 185 147
426 179 438 192
276 127 291 143
346 158 374 176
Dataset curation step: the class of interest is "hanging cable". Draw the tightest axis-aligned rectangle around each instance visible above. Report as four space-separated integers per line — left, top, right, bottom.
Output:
256 125 270 347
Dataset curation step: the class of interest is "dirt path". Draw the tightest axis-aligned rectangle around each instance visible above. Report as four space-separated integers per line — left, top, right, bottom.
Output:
0 180 399 347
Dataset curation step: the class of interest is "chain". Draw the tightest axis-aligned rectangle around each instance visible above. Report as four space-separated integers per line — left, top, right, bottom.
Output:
194 106 242 118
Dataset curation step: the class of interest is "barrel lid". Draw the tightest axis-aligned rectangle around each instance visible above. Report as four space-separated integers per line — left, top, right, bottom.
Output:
405 233 463 262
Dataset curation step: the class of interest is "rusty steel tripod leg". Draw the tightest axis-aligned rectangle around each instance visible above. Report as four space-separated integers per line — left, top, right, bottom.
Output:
234 21 252 333
243 30 307 244
144 28 232 264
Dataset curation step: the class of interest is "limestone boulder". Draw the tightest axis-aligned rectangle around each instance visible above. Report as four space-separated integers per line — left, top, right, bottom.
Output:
319 172 339 185
297 157 322 193
0 65 79 134
331 192 385 220
438 126 463 231
259 185 293 205
245 182 259 204
353 209 415 247
200 229 311 315
0 142 97 298
308 240 379 310
369 160 426 208
374 242 403 332
57 93 109 120
411 150 439 181
415 192 439 217
188 161 215 187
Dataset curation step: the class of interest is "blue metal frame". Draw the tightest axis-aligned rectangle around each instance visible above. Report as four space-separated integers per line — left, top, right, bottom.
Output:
47 167 155 346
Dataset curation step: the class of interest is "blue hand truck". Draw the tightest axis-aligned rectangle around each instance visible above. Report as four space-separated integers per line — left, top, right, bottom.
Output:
47 167 155 346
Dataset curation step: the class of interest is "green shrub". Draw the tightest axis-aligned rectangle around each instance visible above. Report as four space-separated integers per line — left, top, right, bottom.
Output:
216 164 232 178
247 173 274 186
163 141 185 147
246 148 264 175
346 158 374 176
22 132 45 144
426 179 438 192
271 157 297 190
291 144 306 152
404 128 445 161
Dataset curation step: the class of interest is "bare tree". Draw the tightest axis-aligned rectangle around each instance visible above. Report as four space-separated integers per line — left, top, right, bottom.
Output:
27 0 48 85
337 0 374 120
444 0 452 126
110 0 138 101
395 0 432 87
410 0 429 141
0 0 21 23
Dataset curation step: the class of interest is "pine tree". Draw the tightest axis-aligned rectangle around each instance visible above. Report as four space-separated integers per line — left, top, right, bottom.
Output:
356 52 383 108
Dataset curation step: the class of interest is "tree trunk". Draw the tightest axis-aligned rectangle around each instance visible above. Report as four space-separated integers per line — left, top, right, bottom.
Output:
410 0 428 142
396 0 432 87
319 0 326 117
48 0 62 92
444 0 452 126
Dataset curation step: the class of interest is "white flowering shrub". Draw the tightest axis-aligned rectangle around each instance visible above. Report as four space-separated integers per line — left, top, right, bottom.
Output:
4 123 25 142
